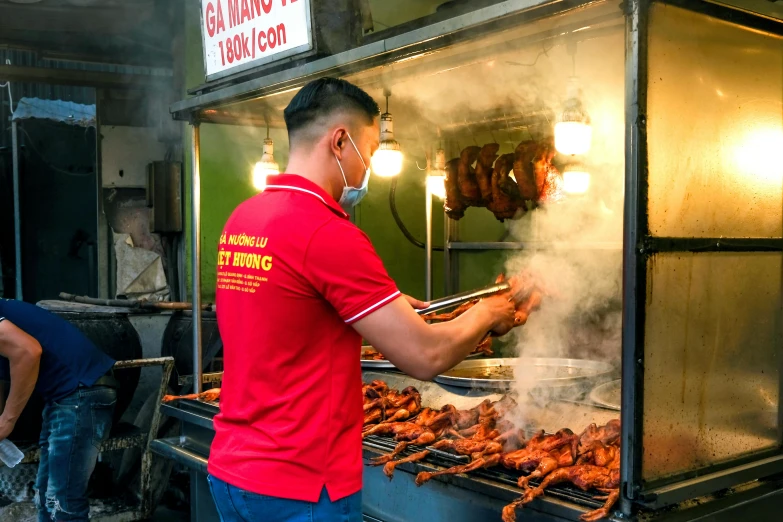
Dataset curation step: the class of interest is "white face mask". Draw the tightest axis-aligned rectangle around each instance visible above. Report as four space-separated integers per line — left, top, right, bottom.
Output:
334 132 371 210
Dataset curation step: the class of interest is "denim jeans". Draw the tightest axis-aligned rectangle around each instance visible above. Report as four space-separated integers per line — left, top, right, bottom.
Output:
35 385 117 522
208 475 362 522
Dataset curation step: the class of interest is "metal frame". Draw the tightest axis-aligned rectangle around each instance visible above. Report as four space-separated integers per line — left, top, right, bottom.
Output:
172 0 783 518
190 122 203 395
620 0 783 512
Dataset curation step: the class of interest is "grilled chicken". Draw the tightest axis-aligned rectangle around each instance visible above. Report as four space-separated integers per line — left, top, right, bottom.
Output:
476 143 500 205
415 452 503 486
362 381 621 521
501 423 621 522
457 146 482 206
513 141 538 201
162 388 221 403
488 153 523 221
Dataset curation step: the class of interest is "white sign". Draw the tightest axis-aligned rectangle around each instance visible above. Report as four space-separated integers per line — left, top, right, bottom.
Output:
200 0 313 80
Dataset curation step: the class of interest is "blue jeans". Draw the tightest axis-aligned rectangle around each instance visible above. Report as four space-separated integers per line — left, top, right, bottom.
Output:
35 385 117 522
208 475 362 522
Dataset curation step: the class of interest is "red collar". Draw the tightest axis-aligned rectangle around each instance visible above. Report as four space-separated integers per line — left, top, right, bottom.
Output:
265 174 349 219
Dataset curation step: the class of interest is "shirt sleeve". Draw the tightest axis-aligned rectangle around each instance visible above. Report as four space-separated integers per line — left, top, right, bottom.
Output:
303 219 400 324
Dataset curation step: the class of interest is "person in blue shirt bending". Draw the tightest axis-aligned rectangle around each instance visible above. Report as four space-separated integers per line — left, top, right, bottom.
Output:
0 298 117 522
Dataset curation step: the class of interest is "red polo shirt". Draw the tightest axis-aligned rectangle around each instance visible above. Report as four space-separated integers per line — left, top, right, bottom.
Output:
209 174 400 502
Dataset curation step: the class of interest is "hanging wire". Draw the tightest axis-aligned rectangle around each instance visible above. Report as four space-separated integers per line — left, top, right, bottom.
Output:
388 178 444 251
506 45 552 68
0 81 14 116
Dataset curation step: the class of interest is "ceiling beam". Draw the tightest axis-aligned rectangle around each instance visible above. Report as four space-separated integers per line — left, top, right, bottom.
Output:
0 64 171 90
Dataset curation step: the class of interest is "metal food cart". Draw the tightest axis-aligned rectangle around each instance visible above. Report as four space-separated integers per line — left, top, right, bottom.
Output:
152 0 783 520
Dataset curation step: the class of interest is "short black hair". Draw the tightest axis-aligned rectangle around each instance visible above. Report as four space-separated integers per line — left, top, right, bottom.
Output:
284 78 380 144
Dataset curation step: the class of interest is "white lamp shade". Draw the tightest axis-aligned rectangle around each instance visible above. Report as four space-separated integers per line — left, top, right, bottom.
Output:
371 147 403 177
555 121 592 156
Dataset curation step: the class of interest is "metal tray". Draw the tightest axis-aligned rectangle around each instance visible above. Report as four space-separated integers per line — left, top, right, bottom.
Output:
434 357 613 390
589 379 621 411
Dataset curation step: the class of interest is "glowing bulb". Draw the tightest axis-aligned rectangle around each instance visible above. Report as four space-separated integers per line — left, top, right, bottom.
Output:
427 174 447 199
562 164 590 194
555 121 592 156
252 137 280 191
371 111 403 177
371 148 403 177
555 77 592 156
731 127 783 183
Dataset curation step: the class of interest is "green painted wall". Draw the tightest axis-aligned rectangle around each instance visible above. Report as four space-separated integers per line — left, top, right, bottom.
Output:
183 4 501 303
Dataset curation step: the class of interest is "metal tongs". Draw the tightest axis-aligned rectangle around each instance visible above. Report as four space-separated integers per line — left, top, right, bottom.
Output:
415 281 511 316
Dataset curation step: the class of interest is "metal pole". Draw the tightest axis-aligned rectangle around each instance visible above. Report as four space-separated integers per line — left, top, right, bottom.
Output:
425 181 433 302
190 123 203 394
11 120 22 301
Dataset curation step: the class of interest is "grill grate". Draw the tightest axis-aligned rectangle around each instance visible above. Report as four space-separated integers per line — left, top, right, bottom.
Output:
364 435 605 509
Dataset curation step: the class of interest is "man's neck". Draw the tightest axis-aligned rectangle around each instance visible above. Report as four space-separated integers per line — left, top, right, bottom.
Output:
285 155 342 201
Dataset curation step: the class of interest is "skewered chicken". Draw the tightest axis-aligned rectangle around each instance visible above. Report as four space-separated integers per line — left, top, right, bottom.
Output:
361 347 386 360
503 462 620 522
365 406 455 452
444 158 466 219
162 388 221 403
415 452 503 486
475 143 500 205
363 385 422 427
457 146 482 206
576 419 621 454
500 423 621 522
488 153 523 221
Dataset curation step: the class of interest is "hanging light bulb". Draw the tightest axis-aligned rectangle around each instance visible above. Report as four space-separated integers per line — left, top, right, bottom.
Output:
371 91 403 177
555 78 592 156
253 128 280 191
555 44 592 156
562 163 591 194
426 147 447 200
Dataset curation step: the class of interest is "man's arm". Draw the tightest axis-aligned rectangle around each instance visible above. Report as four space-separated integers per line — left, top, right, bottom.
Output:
353 294 515 381
0 319 42 440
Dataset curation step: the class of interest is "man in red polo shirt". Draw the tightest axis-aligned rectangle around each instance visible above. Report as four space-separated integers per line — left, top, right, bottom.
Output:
209 78 519 522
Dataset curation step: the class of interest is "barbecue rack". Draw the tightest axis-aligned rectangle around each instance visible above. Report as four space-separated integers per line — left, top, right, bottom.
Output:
363 434 607 512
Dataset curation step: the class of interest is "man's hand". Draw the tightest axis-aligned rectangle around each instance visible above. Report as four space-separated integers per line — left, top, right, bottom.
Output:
0 416 15 441
403 294 430 310
475 294 516 336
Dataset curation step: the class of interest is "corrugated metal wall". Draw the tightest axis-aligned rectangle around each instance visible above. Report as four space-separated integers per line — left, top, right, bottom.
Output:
0 48 172 148
0 49 95 148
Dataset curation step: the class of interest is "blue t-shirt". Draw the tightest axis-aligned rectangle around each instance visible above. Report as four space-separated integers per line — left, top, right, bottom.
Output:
0 299 115 402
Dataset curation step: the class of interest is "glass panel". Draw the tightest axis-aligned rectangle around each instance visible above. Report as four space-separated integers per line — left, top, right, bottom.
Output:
647 4 783 238
643 252 781 483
